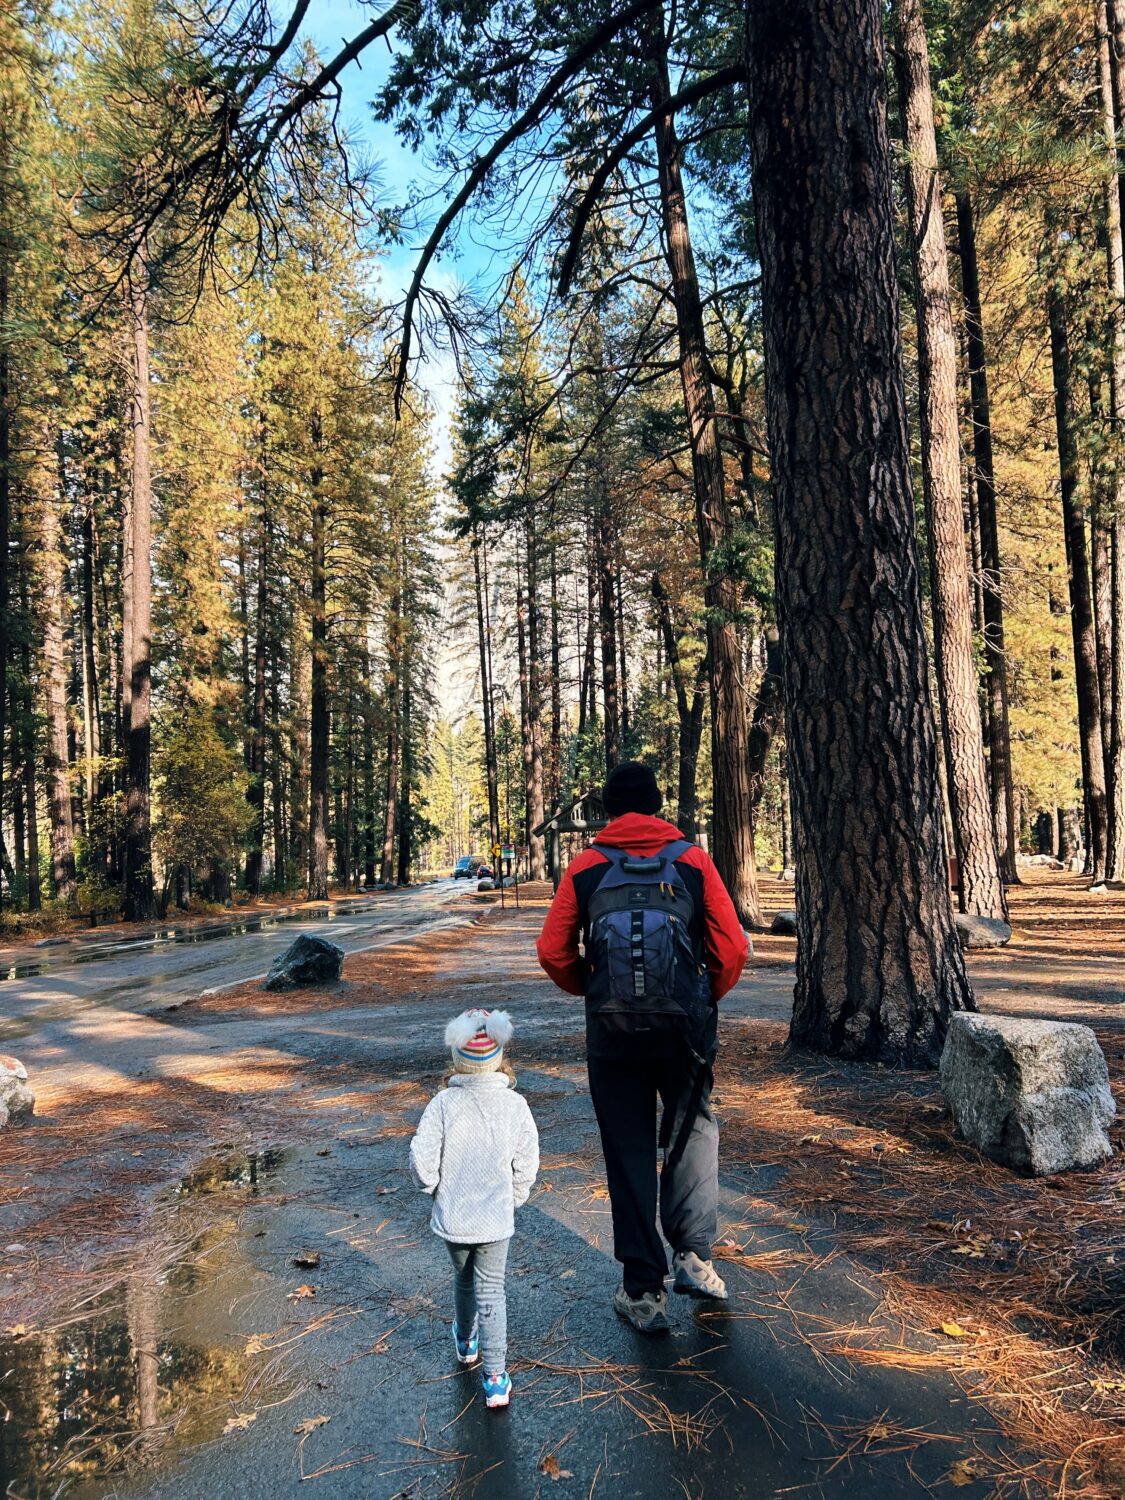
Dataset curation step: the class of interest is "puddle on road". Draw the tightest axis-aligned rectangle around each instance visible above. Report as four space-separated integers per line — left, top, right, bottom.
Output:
1 883 466 983
0 1221 291 1499
175 1146 288 1197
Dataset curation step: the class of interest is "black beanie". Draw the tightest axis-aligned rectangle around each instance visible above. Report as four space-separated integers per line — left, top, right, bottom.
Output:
603 761 663 817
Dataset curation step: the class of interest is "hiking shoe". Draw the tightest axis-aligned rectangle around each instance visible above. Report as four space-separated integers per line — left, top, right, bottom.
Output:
452 1317 479 1365
482 1370 511 1408
672 1250 728 1301
613 1285 671 1333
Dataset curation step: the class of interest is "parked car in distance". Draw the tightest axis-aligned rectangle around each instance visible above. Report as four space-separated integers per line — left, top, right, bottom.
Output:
476 863 493 880
453 856 475 879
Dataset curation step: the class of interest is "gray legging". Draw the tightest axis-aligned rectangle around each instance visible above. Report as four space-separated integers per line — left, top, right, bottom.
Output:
446 1238 510 1376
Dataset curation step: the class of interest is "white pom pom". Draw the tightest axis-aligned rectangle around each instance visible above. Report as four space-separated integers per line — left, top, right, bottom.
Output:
444 1010 482 1050
483 1010 513 1046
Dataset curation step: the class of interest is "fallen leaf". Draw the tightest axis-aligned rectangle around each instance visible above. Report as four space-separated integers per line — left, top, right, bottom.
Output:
376 1186 399 1196
786 1223 809 1233
288 1284 316 1301
558 1269 576 1279
946 1458 981 1487
293 1251 321 1269
316 1148 332 1158
540 1454 573 1481
798 1133 823 1146
293 1415 331 1436
224 1412 257 1434
939 1321 972 1339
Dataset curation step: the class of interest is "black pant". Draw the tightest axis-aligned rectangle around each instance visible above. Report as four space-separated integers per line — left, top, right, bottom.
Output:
587 1050 718 1297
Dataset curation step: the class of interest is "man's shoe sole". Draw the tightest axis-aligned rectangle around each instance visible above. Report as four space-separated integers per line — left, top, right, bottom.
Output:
614 1303 671 1334
672 1278 728 1301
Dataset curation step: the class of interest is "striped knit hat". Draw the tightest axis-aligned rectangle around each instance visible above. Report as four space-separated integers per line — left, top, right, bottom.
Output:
445 1009 513 1075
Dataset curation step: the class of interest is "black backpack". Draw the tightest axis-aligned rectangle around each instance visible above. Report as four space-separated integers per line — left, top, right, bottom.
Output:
582 839 712 1047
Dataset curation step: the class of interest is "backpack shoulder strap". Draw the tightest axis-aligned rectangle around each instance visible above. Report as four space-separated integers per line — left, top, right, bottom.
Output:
659 838 693 863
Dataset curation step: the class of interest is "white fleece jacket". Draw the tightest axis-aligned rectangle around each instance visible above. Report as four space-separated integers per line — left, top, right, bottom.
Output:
409 1072 540 1244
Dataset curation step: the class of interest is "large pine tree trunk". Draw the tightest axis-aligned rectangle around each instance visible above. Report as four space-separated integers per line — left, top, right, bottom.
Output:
1099 0 1125 879
594 500 620 772
549 539 562 808
955 192 1020 885
650 17 762 927
122 269 155 920
472 528 501 848
244 509 268 893
39 492 77 903
747 627 784 813
745 0 974 1065
1047 287 1110 881
892 0 1006 919
0 262 13 893
79 495 103 862
308 470 330 901
18 565 40 910
652 572 705 837
397 667 412 886
523 513 546 876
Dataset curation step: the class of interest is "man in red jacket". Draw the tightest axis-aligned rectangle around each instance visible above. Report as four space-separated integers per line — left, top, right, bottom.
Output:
537 762 749 1332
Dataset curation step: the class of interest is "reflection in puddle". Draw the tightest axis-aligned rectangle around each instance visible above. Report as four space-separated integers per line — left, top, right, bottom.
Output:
1 899 388 981
175 1146 287 1197
0 1223 283 1498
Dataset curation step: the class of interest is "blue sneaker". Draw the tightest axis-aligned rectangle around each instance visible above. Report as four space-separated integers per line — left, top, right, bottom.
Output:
482 1370 511 1408
452 1318 479 1366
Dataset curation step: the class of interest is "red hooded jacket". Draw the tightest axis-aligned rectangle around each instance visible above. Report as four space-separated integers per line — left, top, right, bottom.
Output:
535 812 749 1000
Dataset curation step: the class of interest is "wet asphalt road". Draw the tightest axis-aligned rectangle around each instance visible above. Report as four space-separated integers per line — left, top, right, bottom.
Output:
0 880 475 1045
0 900 1018 1500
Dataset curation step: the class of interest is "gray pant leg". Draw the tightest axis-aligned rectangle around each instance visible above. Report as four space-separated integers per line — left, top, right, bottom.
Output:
658 1058 719 1260
446 1241 478 1337
472 1238 510 1376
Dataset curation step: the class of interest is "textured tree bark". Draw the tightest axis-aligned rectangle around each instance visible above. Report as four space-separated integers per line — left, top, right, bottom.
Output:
244 509 268 894
79 496 103 859
308 462 329 901
380 649 400 886
892 0 1005 919
38 492 77 903
1047 287 1110 881
524 513 546 877
1100 0 1125 878
472 528 501 849
747 627 784 813
595 502 620 772
397 667 413 886
549 539 562 809
745 0 974 1065
17 565 40 910
650 17 762 927
955 192 1020 885
652 572 706 837
361 648 376 888
0 262 12 893
122 266 155 920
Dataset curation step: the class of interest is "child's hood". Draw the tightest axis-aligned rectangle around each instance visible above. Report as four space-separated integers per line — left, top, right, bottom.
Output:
447 1072 513 1091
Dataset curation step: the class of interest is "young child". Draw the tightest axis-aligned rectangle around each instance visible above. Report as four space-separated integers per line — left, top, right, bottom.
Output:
409 1009 539 1408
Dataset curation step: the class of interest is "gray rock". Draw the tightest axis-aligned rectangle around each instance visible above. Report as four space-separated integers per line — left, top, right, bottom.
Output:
770 909 798 936
0 1055 35 1128
264 934 344 992
940 1013 1116 1175
779 867 795 883
476 879 495 892
954 913 1012 949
